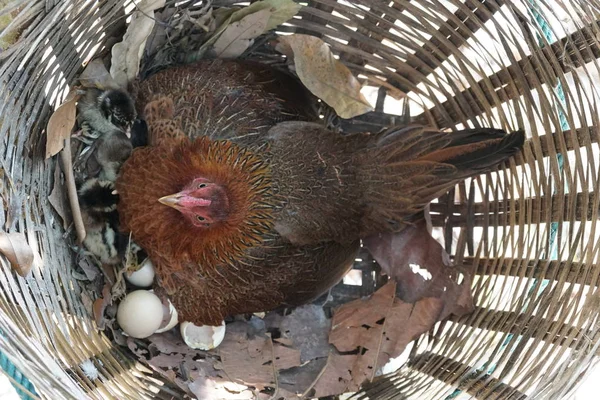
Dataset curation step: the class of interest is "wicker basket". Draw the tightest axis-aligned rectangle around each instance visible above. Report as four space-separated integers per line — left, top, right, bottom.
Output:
1 0 600 399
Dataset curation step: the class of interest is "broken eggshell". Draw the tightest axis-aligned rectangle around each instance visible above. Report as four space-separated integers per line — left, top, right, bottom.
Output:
180 320 226 350
116 290 164 338
155 297 179 333
125 258 155 287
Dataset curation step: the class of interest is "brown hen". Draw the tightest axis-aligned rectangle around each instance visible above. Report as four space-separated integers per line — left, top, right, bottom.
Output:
117 60 524 326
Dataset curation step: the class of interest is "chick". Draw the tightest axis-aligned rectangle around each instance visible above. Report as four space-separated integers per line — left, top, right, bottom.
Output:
78 178 127 265
76 88 136 181
94 130 133 182
77 88 136 136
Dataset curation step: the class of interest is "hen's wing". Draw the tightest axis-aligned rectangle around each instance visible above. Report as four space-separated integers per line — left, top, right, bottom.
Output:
267 122 525 245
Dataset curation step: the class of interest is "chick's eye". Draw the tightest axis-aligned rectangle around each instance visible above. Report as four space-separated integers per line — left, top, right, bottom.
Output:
198 183 207 189
196 216 205 222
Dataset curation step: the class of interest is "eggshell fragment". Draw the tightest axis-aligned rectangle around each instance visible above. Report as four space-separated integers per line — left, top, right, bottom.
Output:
180 321 226 350
125 258 155 287
117 290 163 338
155 298 179 333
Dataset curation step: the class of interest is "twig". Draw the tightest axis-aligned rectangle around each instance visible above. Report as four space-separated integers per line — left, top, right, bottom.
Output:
300 352 331 399
268 334 279 400
60 137 86 243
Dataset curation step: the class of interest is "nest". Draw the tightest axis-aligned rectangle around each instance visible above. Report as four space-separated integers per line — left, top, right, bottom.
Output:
1 0 600 399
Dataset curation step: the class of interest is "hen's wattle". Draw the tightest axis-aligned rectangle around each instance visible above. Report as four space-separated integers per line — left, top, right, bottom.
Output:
117 59 524 325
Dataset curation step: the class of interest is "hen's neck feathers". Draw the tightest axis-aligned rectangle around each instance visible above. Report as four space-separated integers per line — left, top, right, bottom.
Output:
116 136 277 291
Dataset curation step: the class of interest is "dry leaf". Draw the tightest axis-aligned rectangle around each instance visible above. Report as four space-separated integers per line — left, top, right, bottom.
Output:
363 218 474 317
228 0 301 31
0 232 34 277
110 0 166 87
79 59 118 89
133 330 220 393
312 352 356 398
275 34 373 118
48 161 70 230
0 5 26 50
76 256 99 281
45 90 79 158
212 9 270 58
217 321 301 388
93 284 112 329
324 281 462 393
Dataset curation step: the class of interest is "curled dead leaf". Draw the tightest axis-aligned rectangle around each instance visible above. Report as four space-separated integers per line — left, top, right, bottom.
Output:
363 218 474 317
93 284 112 330
212 9 270 58
45 90 79 159
110 0 166 87
228 0 301 31
275 34 373 119
79 59 118 89
0 232 34 277
48 161 70 230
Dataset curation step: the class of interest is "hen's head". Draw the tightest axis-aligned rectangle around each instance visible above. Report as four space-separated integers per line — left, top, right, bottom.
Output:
116 136 277 288
158 178 230 228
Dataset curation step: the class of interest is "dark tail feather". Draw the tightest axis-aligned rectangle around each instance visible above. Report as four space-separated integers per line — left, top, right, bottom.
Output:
362 127 525 233
419 129 525 172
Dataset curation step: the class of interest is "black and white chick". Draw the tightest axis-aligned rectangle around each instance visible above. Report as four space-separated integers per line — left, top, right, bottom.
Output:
77 88 137 135
77 178 128 265
76 88 137 181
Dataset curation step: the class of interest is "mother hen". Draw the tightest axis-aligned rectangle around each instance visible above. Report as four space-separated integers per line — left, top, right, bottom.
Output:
117 60 524 326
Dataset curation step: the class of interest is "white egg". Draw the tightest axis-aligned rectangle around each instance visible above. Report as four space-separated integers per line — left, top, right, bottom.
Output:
117 290 163 338
180 320 226 350
125 258 155 287
155 298 179 333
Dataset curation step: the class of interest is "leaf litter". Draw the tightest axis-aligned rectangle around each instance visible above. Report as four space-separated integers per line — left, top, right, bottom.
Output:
0 231 34 277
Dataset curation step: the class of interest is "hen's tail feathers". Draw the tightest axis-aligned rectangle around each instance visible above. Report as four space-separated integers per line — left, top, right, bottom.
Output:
363 126 525 231
418 128 525 172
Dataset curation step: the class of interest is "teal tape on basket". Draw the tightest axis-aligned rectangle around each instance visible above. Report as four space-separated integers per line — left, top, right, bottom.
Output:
445 3 568 398
0 351 37 399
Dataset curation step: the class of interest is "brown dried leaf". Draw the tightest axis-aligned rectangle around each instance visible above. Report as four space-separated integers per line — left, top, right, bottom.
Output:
217 321 301 388
0 232 34 277
275 34 373 119
134 330 220 393
212 9 270 58
313 353 356 398
48 162 70 230
93 284 112 329
325 281 456 393
79 58 118 89
45 90 79 158
363 218 473 317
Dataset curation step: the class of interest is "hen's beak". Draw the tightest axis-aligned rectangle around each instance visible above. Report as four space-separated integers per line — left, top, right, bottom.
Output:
158 194 181 209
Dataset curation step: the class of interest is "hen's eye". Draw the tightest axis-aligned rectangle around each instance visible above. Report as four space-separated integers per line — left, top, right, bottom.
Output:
197 216 205 221
198 183 207 189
